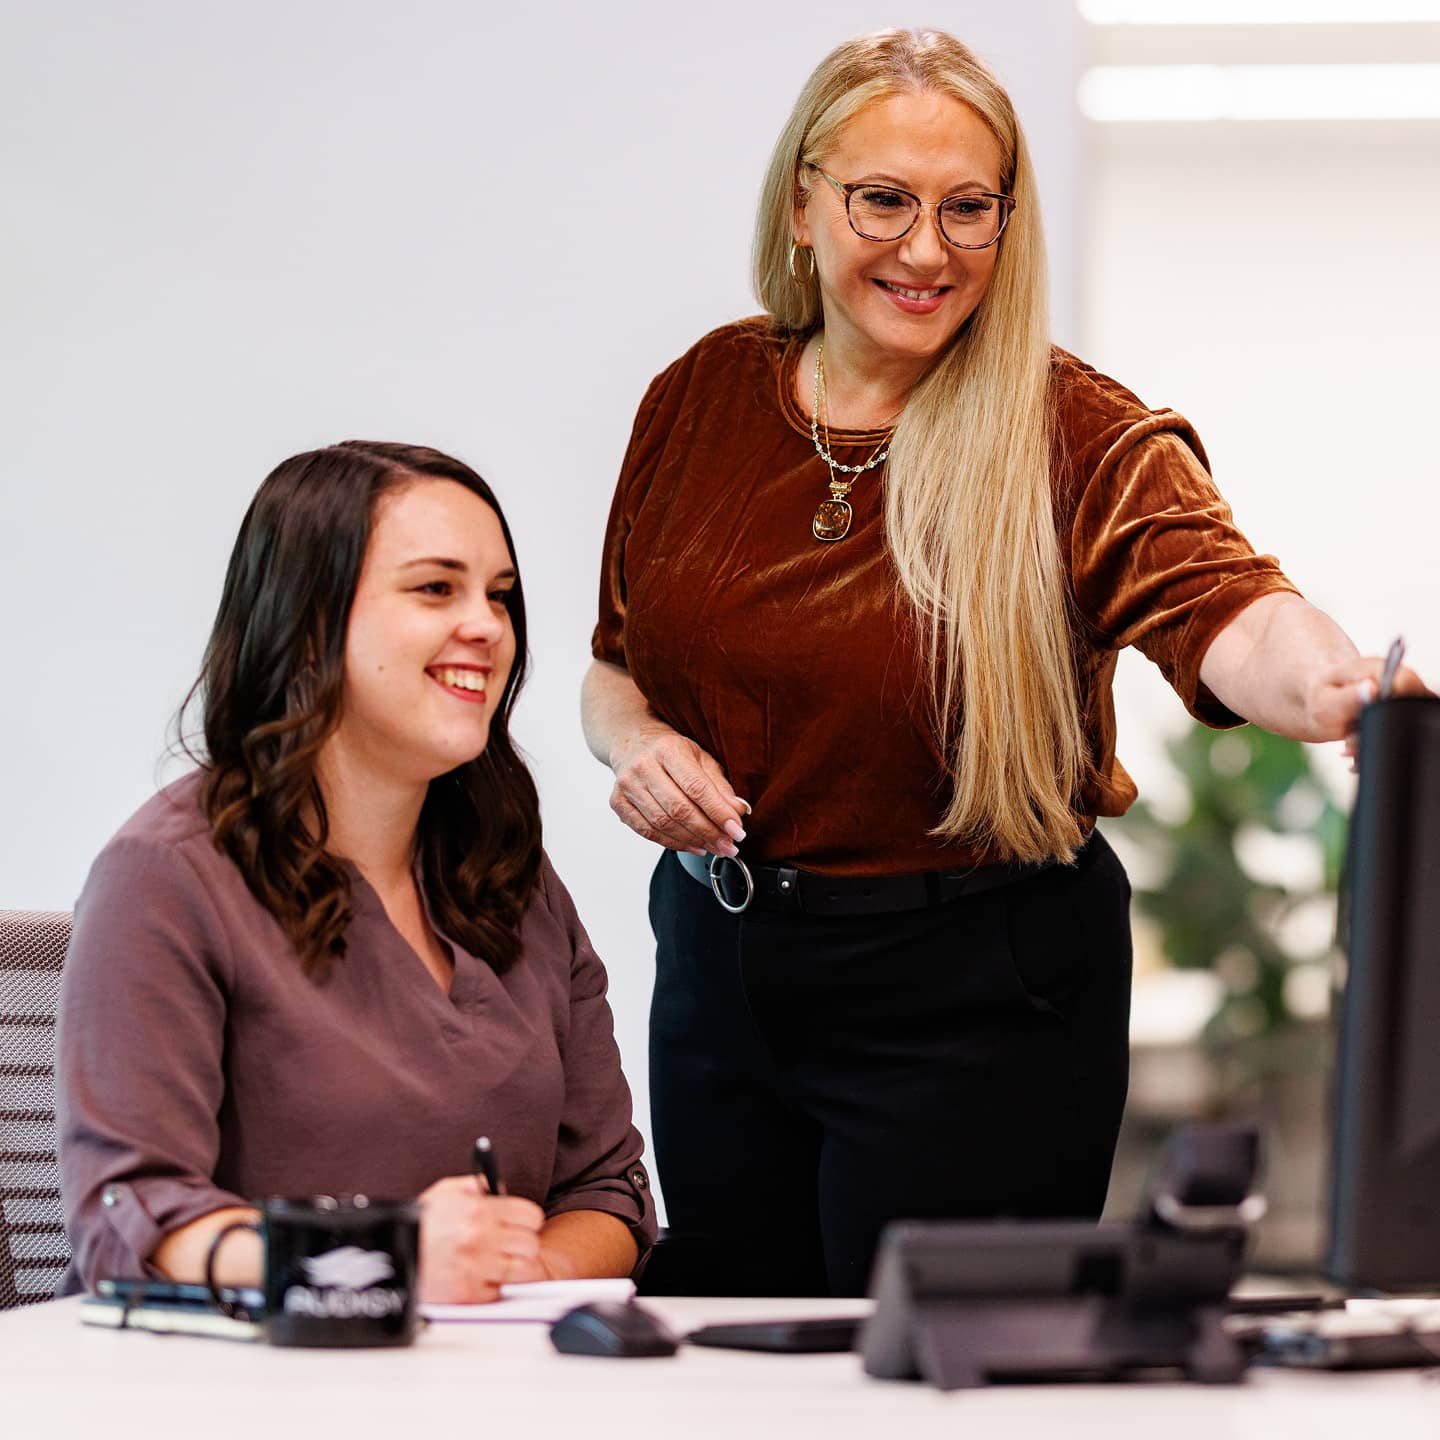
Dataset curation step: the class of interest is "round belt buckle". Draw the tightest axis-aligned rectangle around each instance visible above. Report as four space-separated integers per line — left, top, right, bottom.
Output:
708 854 754 914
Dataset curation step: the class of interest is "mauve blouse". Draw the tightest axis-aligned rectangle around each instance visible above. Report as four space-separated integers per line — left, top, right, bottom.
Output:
57 772 656 1292
593 318 1299 874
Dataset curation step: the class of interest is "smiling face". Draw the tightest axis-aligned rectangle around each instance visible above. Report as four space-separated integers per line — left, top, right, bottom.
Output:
325 477 518 792
794 89 1006 374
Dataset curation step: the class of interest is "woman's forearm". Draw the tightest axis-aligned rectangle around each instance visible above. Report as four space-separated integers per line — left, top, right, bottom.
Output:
150 1205 263 1287
1199 593 1368 741
581 658 664 768
538 1209 640 1281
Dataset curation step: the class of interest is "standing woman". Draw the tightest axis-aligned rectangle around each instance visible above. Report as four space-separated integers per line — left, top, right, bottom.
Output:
60 442 654 1299
582 29 1423 1297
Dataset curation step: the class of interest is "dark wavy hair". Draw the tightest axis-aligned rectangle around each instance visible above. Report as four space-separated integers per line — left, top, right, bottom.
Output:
182 441 541 973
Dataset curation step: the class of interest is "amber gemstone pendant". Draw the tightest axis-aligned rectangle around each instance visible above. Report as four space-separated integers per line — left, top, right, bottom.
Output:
813 497 853 542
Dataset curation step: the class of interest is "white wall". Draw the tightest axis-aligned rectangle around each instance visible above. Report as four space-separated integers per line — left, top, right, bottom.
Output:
1 2 1084 1214
1083 113 1440 817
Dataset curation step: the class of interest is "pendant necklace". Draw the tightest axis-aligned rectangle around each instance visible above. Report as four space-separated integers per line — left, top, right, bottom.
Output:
809 341 895 543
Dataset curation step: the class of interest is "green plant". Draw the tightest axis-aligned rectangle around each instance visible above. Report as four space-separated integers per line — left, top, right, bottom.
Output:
1109 724 1347 1047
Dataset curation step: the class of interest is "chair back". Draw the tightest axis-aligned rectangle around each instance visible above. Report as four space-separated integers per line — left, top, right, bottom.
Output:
0 910 72 1308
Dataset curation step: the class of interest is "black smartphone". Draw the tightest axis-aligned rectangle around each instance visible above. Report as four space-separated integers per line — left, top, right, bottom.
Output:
686 1317 862 1353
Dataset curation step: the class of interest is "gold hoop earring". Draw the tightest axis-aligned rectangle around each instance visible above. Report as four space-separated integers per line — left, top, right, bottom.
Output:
788 242 816 283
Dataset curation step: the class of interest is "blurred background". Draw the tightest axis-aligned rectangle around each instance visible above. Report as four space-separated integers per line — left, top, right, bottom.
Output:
3 1 1437 1260
1079 0 1440 1266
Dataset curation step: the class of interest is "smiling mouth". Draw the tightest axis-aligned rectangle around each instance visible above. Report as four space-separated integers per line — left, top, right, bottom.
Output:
430 666 489 699
875 280 948 301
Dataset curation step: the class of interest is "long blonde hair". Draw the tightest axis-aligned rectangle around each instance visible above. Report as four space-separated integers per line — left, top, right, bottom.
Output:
753 28 1085 864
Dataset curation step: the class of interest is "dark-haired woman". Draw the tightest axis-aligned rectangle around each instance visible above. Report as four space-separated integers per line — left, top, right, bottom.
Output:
58 442 654 1299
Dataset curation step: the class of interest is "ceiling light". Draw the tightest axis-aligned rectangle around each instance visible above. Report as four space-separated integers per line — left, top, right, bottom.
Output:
1079 0 1440 23
1079 62 1440 119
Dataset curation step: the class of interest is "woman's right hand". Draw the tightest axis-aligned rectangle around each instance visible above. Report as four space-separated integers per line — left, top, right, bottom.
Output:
608 720 749 857
416 1175 546 1304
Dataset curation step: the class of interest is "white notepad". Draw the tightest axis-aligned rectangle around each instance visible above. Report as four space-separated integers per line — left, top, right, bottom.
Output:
421 1276 636 1323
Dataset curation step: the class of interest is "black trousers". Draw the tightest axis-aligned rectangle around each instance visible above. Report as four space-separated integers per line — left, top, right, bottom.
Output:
647 833 1133 1297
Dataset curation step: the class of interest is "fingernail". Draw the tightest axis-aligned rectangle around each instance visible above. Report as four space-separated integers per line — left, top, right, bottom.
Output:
723 820 746 842
712 841 739 859
732 796 752 817
1358 680 1377 705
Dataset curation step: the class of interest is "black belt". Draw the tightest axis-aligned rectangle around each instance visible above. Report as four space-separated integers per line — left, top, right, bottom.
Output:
673 848 1056 917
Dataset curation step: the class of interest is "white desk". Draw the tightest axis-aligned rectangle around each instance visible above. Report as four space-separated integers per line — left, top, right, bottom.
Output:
2 1296 1436 1440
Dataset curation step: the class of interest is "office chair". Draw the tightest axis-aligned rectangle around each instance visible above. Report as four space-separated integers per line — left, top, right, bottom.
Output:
0 910 72 1309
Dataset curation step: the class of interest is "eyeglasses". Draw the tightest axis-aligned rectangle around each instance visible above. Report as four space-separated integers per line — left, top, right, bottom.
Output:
811 166 1016 251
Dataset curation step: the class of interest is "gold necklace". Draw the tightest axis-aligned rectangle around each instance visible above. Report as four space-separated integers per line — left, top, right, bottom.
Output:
809 341 894 543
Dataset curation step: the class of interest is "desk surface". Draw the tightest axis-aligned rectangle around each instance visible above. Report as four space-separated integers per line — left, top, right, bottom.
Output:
3 1296 1437 1440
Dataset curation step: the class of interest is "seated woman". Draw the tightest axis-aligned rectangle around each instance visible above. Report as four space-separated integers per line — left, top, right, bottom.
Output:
57 441 655 1300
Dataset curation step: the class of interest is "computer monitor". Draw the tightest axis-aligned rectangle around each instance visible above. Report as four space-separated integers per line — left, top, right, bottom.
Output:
1327 695 1440 1290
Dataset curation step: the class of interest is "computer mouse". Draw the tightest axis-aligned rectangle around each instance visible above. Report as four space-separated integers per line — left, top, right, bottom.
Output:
549 1300 681 1358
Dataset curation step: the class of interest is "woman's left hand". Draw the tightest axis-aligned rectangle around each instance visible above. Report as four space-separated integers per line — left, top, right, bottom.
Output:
1201 595 1430 755
1297 654 1430 770
1307 655 1431 748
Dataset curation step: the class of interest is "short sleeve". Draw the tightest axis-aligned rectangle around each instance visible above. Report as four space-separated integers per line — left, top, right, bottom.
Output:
533 862 657 1268
1070 425 1301 727
591 353 693 668
57 837 246 1290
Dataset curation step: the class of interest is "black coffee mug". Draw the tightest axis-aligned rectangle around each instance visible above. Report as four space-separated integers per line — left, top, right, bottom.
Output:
205 1194 421 1347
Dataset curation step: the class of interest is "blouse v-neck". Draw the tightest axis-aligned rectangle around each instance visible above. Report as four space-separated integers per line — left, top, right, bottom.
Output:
347 863 473 1010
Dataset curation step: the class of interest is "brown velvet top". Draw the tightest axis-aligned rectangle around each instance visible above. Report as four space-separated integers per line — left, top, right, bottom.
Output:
593 318 1298 875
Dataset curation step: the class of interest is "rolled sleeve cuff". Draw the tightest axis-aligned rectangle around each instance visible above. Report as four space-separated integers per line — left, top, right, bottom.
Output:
590 620 626 668
80 1176 247 1288
545 1161 658 1275
1168 573 1303 728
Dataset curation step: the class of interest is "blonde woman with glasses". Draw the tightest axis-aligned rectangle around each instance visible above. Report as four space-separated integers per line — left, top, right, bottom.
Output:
582 28 1426 1297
